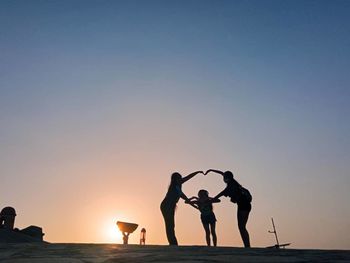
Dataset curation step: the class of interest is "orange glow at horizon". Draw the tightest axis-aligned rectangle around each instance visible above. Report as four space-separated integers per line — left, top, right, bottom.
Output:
102 219 123 244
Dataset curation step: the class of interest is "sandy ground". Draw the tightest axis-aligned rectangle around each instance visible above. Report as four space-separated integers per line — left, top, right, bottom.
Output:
0 243 349 263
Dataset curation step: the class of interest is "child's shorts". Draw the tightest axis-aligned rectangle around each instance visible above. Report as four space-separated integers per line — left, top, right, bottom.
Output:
201 212 217 224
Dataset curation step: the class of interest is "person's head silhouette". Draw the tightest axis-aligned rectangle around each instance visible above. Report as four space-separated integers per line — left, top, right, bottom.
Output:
198 189 209 199
170 172 182 186
223 171 234 183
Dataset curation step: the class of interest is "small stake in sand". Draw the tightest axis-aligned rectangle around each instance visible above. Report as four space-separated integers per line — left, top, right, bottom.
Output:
267 217 291 249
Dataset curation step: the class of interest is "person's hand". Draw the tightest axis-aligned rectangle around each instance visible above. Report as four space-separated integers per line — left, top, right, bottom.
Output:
211 198 221 203
189 202 199 210
185 199 195 204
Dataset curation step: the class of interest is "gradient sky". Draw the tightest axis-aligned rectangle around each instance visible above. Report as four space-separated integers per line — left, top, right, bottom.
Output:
1 0 349 249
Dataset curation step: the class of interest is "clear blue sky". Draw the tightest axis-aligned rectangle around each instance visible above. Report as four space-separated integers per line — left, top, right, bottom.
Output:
1 0 349 249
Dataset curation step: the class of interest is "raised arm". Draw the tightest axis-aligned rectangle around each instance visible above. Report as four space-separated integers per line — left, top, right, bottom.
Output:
209 197 221 203
205 169 224 175
185 198 199 206
179 191 199 209
181 170 203 184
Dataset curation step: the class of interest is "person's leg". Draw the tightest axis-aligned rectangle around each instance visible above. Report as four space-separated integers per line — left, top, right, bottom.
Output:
202 223 211 246
165 222 177 245
237 209 250 248
210 222 217 247
161 205 178 245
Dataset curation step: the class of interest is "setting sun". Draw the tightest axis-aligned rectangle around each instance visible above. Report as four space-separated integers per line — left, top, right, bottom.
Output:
103 220 122 244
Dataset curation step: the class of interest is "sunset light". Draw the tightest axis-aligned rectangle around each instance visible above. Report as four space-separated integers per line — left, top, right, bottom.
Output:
103 221 122 244
1 1 349 258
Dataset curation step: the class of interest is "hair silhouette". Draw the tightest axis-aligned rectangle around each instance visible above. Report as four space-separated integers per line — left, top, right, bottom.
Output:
169 172 181 188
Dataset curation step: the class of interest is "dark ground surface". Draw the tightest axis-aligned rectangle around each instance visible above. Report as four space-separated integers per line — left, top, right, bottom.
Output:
0 243 349 263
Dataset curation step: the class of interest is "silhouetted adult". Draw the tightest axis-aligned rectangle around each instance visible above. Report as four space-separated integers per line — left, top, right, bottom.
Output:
207 169 252 247
160 171 203 245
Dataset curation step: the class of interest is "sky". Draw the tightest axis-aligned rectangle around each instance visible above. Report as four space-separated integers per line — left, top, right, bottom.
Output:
1 0 349 249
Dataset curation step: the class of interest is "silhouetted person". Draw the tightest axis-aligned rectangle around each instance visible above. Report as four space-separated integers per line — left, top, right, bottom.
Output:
186 190 220 246
140 228 146 245
207 169 252 248
122 232 130 244
0 207 16 230
160 171 203 245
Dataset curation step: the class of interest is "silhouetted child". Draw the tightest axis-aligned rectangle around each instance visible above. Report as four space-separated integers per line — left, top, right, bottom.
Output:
187 190 220 246
122 232 130 244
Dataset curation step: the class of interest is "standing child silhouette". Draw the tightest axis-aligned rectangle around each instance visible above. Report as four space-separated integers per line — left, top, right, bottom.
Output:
187 189 220 246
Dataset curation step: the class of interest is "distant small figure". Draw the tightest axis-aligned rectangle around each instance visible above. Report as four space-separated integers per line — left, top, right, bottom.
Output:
140 228 146 245
186 190 220 246
116 221 138 245
0 207 16 230
122 232 130 245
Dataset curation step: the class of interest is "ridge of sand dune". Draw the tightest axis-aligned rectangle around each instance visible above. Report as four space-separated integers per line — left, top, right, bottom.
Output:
0 243 349 262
